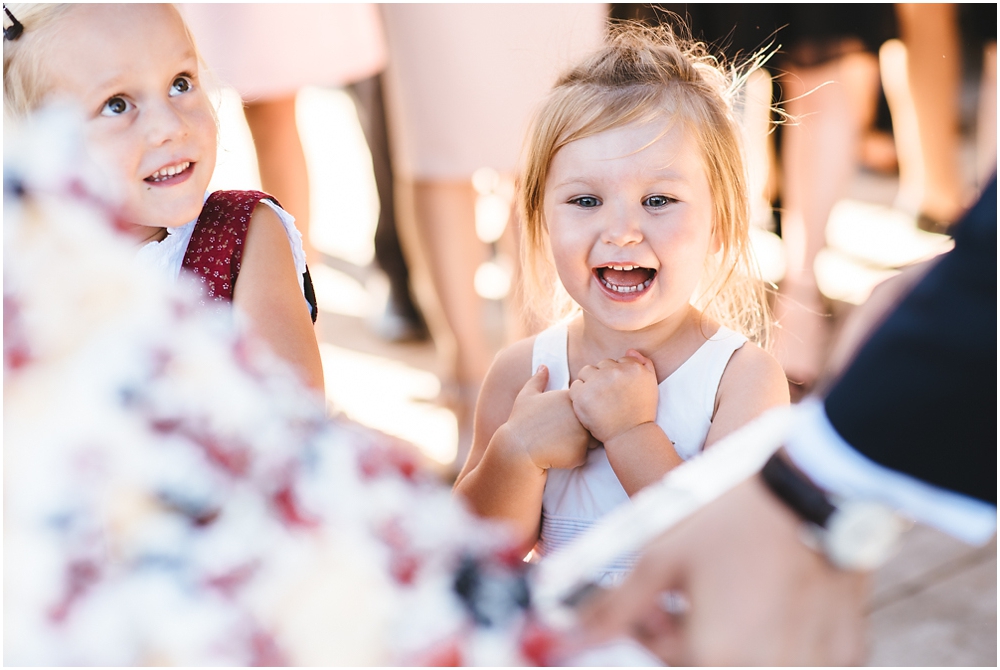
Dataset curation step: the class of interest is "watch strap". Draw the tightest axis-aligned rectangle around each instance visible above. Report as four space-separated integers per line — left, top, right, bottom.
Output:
761 452 836 527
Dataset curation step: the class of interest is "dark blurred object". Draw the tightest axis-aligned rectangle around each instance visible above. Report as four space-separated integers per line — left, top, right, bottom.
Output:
825 175 998 503
610 4 896 68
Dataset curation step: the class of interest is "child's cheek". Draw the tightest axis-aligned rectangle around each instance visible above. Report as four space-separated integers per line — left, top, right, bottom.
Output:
190 97 219 175
82 128 132 205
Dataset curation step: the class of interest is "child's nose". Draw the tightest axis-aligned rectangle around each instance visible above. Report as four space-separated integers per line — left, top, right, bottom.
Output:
144 101 189 145
601 206 643 246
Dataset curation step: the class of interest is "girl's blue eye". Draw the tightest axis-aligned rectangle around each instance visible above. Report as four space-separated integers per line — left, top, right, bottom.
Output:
571 196 601 208
169 76 193 97
100 96 133 116
644 195 673 208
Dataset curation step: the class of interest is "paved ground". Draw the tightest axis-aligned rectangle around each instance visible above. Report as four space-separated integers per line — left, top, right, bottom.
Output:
869 525 996 666
213 86 997 666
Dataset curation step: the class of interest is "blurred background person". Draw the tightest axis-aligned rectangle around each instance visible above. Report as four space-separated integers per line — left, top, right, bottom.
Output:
766 6 892 398
886 3 965 233
181 3 428 344
379 4 608 473
880 4 996 234
181 4 385 268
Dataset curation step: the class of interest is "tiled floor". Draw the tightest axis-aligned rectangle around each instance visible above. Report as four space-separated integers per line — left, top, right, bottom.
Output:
215 86 997 666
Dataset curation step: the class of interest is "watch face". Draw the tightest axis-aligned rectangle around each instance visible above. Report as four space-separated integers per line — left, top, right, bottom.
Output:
823 501 906 571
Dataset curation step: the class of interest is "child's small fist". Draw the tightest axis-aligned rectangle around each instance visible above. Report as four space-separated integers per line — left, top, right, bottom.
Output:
569 352 659 444
506 366 592 471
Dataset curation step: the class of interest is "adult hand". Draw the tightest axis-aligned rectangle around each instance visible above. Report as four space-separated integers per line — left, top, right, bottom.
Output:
506 365 595 471
569 349 659 444
580 476 871 666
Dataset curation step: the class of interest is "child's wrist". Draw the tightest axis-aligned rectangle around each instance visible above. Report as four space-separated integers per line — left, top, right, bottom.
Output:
492 423 546 474
602 420 659 451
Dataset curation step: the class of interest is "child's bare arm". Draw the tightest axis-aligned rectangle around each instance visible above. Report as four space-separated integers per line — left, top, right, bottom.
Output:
453 340 544 549
233 204 325 394
454 339 591 552
704 342 789 448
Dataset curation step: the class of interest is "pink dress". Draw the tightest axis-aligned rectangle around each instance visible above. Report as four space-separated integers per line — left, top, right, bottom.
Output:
179 4 387 100
379 4 608 180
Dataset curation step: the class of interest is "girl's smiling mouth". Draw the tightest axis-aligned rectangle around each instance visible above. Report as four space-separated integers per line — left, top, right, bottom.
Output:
594 264 657 295
144 161 193 184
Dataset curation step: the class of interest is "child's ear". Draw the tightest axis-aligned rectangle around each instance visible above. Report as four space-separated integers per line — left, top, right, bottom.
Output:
709 221 723 254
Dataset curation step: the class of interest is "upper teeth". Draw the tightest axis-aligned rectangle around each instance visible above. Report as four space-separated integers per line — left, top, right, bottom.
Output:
148 162 190 180
609 264 636 271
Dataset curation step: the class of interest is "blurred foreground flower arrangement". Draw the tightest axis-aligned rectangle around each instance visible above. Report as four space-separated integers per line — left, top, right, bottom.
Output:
2 110 562 666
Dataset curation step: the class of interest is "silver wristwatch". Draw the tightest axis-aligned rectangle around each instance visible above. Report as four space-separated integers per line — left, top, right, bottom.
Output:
761 452 908 571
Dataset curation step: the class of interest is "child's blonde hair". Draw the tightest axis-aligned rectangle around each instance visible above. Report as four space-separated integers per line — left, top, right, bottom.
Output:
3 4 209 120
3 3 75 119
519 22 772 347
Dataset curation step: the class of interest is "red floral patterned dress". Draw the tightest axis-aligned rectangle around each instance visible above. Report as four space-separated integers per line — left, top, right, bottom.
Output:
181 190 317 321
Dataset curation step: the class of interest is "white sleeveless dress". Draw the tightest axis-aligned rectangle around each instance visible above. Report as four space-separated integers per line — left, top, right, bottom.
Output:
531 321 748 584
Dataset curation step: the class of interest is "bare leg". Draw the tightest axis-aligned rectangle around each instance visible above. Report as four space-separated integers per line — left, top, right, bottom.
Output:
896 3 966 225
394 179 495 468
243 95 316 265
879 39 925 214
347 75 427 341
775 53 880 393
740 68 776 230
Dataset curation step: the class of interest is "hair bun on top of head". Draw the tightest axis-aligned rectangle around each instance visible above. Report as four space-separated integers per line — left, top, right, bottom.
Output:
4 4 24 40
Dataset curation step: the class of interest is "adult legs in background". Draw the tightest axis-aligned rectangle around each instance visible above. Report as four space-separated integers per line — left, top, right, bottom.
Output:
741 68 778 231
774 52 881 395
878 38 924 216
881 8 995 228
243 95 315 266
347 74 428 342
394 179 495 470
894 3 966 230
496 204 537 345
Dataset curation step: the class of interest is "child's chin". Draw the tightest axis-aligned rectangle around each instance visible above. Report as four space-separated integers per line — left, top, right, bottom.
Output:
132 212 198 230
124 193 201 228
164 199 206 227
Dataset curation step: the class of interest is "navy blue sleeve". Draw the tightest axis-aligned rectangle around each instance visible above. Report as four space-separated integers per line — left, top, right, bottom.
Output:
823 177 997 504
